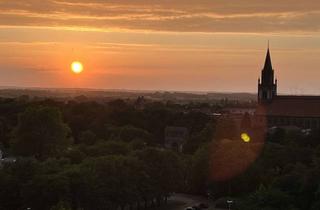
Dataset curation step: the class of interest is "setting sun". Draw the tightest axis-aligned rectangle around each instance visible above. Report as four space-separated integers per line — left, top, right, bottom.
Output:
71 61 83 74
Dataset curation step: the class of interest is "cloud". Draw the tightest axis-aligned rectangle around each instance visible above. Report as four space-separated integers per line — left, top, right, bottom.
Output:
0 0 320 33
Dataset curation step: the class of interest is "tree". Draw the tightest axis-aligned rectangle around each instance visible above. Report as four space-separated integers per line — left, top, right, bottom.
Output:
20 159 72 210
82 140 129 157
107 125 153 143
0 169 22 210
188 144 210 193
184 122 215 154
12 106 72 159
214 117 237 140
239 185 293 210
50 201 72 210
78 130 97 145
135 148 184 205
74 155 144 210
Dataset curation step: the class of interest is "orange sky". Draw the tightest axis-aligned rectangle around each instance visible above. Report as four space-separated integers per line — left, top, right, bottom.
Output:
1 0 320 93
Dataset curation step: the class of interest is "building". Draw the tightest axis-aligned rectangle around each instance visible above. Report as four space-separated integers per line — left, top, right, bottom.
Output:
134 96 147 110
164 126 189 152
255 47 320 130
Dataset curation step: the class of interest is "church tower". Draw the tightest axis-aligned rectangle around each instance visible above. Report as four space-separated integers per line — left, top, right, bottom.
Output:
258 47 277 103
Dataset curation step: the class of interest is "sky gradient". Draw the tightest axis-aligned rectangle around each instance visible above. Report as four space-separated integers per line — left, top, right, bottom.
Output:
1 0 320 93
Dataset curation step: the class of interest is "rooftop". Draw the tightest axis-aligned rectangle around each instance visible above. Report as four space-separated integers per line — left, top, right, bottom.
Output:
256 95 320 117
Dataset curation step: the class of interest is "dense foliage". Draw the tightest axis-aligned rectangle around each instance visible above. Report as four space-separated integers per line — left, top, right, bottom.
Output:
0 97 213 210
0 97 320 210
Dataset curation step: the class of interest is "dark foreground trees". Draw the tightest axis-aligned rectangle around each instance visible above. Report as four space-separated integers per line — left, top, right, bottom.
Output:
0 103 188 210
0 148 184 210
3 99 320 210
12 106 72 159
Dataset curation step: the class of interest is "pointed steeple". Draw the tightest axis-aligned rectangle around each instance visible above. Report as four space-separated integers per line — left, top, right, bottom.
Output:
263 46 273 71
258 43 277 103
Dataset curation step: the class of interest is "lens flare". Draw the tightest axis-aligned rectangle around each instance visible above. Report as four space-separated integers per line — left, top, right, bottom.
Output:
241 133 251 143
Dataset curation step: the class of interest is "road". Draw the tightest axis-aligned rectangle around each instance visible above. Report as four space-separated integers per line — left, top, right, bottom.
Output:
153 194 224 210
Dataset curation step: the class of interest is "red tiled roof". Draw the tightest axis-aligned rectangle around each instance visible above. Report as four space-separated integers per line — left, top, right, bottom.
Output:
256 95 320 117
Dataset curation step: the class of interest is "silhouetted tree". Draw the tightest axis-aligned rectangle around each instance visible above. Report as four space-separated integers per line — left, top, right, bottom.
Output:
12 106 72 159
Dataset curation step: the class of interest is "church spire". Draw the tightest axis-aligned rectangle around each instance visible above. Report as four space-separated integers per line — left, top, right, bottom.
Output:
258 44 277 103
263 45 273 71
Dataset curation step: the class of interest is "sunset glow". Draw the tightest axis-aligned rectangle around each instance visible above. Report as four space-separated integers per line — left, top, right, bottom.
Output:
0 1 320 92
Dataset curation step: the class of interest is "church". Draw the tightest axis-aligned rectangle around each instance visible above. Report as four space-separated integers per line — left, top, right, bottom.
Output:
254 48 320 130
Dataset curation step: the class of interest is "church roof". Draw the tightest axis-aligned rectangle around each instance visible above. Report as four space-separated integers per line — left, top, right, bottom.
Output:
263 48 273 71
256 95 320 117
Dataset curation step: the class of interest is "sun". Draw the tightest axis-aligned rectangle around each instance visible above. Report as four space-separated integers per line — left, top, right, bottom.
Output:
71 61 83 74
